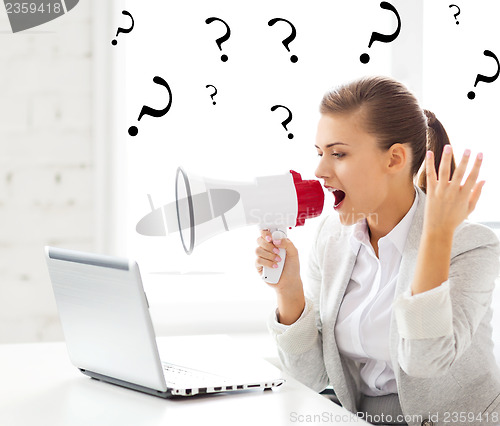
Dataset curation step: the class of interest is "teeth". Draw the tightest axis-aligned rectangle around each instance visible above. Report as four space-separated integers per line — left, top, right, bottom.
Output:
329 188 346 207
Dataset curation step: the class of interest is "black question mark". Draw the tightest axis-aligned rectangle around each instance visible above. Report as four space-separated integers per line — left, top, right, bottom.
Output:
268 18 298 63
128 76 173 136
206 85 217 105
360 2 401 64
449 4 460 25
205 17 231 62
111 10 134 46
467 50 500 100
271 105 294 140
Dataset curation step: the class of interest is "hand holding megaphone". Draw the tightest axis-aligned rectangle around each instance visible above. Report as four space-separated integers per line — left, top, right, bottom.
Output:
263 229 288 283
256 229 301 287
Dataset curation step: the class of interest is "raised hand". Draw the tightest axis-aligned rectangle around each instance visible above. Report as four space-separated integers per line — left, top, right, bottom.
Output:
423 145 485 237
412 145 485 295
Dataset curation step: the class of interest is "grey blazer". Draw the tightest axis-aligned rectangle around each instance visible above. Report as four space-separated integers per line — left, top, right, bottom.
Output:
269 187 500 426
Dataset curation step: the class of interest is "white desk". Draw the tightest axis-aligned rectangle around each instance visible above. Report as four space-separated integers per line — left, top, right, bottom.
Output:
0 335 367 426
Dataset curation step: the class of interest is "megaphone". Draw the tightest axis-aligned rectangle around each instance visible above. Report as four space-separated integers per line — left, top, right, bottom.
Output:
174 168 324 284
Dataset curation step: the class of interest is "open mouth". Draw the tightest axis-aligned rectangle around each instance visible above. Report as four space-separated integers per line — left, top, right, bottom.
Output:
327 188 346 208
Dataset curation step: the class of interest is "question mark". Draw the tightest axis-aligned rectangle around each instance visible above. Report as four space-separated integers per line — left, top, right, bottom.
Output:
467 50 500 100
128 76 173 136
205 17 231 62
206 85 217 105
271 105 294 140
449 4 460 25
111 10 134 46
360 1 401 64
268 18 298 63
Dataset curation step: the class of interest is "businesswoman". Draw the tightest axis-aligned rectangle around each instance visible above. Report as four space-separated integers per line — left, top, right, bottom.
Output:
255 76 500 426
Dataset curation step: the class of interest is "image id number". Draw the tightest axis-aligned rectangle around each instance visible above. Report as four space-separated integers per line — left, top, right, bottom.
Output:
5 3 62 14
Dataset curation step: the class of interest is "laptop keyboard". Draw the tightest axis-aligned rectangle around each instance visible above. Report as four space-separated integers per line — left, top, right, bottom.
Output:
162 362 229 386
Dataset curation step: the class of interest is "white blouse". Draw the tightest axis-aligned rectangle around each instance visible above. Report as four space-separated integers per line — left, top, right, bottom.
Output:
334 188 419 396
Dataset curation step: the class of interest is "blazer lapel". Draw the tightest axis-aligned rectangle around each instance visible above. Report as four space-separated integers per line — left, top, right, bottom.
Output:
395 187 426 298
321 230 360 411
390 187 426 396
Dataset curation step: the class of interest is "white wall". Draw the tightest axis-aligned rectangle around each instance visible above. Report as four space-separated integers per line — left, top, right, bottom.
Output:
0 2 95 342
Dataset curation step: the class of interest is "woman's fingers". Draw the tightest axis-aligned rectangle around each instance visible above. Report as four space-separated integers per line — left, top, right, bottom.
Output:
260 229 272 243
258 231 276 252
429 146 484 216
256 245 282 264
256 230 284 273
424 147 484 234
438 144 453 183
257 233 281 256
468 180 486 215
431 146 483 193
450 149 471 188
425 150 438 193
462 152 483 193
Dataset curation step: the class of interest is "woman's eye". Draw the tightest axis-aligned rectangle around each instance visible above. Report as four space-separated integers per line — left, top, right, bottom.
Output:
316 152 345 158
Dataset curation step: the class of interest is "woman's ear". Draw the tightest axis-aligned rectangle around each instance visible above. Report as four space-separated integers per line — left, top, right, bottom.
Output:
387 143 409 173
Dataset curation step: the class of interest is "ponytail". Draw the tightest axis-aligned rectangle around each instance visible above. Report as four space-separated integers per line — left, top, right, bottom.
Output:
417 109 456 193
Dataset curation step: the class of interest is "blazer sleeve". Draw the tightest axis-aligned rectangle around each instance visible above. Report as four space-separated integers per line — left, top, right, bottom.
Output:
393 222 500 378
267 216 330 392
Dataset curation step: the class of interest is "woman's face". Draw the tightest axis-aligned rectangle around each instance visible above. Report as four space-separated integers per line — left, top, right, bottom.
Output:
315 113 394 226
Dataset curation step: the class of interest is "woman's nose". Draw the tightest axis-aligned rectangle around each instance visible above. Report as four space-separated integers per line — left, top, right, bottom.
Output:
315 156 331 180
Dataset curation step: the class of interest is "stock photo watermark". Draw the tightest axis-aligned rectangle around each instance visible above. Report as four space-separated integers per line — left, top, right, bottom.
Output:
248 207 379 228
3 0 78 33
290 410 498 424
290 411 363 424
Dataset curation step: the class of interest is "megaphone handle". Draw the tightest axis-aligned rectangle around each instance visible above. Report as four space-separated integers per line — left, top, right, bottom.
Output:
262 228 287 284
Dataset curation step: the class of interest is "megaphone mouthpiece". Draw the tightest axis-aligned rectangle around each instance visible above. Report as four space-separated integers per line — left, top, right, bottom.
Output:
290 170 324 226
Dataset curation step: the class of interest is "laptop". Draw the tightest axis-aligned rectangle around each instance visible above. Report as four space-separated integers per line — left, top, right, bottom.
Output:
44 246 285 398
